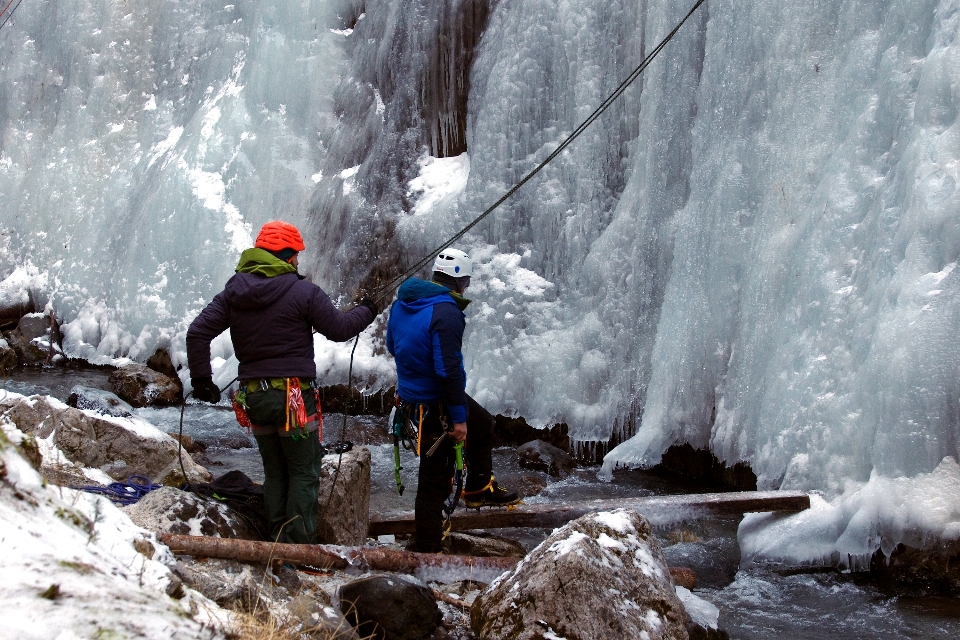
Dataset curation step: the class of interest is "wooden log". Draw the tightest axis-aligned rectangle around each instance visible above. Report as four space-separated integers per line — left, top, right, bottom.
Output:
159 533 517 579
368 490 810 536
158 534 697 589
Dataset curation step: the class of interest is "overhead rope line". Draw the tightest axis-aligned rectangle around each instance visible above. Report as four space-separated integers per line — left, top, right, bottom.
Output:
0 0 25 33
372 0 709 301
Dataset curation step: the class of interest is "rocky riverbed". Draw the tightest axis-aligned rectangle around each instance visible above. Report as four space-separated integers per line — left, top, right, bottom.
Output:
3 367 960 639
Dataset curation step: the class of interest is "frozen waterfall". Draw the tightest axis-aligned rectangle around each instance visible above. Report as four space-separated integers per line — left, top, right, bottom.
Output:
2 0 960 564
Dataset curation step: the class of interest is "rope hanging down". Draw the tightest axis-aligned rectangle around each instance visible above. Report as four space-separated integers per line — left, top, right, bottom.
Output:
0 0 25 33
373 0 709 301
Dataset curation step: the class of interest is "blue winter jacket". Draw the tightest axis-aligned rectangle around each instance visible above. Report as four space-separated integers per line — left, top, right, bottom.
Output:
386 278 470 423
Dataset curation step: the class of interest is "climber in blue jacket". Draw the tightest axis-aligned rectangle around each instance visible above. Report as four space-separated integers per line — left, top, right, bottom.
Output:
387 248 519 552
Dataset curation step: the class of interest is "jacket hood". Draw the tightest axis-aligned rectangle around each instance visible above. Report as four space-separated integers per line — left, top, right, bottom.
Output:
225 251 301 309
235 247 299 277
397 278 471 310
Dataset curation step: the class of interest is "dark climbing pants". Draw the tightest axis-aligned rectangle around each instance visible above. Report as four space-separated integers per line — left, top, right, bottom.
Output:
246 385 322 544
254 431 322 544
413 395 494 552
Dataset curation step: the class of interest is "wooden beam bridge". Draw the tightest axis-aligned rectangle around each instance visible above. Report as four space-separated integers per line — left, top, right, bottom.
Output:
368 490 810 536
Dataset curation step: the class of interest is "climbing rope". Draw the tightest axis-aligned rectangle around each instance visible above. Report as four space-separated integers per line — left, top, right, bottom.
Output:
177 375 238 488
324 335 360 510
0 0 25 33
371 0 710 303
73 475 162 506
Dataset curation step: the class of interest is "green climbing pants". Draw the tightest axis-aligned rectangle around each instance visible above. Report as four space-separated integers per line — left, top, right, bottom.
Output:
254 431 323 544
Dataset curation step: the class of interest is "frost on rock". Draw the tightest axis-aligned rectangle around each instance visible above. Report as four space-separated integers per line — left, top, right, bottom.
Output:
471 508 688 640
0 416 229 639
0 394 210 486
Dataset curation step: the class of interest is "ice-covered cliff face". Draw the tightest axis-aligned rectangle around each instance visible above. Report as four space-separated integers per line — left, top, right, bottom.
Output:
3 0 960 516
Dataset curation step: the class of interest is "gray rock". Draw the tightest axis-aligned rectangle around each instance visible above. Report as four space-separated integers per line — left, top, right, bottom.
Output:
174 558 263 612
67 385 135 417
517 439 576 477
17 312 53 342
317 446 371 545
146 347 179 379
174 558 304 613
339 575 441 640
0 338 17 374
123 486 260 539
0 394 210 485
287 592 360 639
217 431 255 449
109 363 183 407
471 508 690 640
445 531 527 558
4 313 54 366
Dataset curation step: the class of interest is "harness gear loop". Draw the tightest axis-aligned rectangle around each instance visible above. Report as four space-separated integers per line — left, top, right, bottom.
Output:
285 377 308 440
231 386 253 432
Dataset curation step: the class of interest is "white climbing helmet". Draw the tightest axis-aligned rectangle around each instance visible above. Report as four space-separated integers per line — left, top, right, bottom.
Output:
432 248 473 278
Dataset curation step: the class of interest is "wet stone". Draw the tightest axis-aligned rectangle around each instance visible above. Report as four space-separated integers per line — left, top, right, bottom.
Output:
516 439 576 477
339 574 441 640
109 363 183 408
67 385 135 418
444 531 527 558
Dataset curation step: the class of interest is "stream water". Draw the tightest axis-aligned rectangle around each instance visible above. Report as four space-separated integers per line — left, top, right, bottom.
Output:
2 369 959 639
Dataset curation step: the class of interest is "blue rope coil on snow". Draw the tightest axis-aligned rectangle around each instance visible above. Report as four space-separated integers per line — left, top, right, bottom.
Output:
73 475 163 506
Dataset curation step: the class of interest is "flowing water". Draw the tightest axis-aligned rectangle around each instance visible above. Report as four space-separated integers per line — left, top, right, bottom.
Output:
2 370 959 639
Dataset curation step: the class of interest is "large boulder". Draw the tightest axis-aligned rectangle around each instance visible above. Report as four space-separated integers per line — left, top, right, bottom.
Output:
338 575 441 640
0 394 210 485
471 509 690 640
4 312 62 366
123 486 260 540
517 439 576 477
109 363 183 407
317 446 370 545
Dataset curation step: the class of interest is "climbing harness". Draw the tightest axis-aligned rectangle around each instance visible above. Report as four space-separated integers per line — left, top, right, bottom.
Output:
369 0 710 304
73 475 162 506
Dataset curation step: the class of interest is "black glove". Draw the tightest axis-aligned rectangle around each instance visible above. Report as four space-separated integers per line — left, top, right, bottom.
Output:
358 297 380 317
191 377 221 404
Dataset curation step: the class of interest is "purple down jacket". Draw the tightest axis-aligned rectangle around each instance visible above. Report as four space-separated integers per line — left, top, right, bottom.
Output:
187 267 373 381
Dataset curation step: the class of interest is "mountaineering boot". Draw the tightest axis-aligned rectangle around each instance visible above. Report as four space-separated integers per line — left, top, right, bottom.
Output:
461 476 520 508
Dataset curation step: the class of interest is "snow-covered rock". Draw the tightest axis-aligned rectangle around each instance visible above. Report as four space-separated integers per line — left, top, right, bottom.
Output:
471 508 689 640
0 393 210 485
0 417 230 639
124 486 261 540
